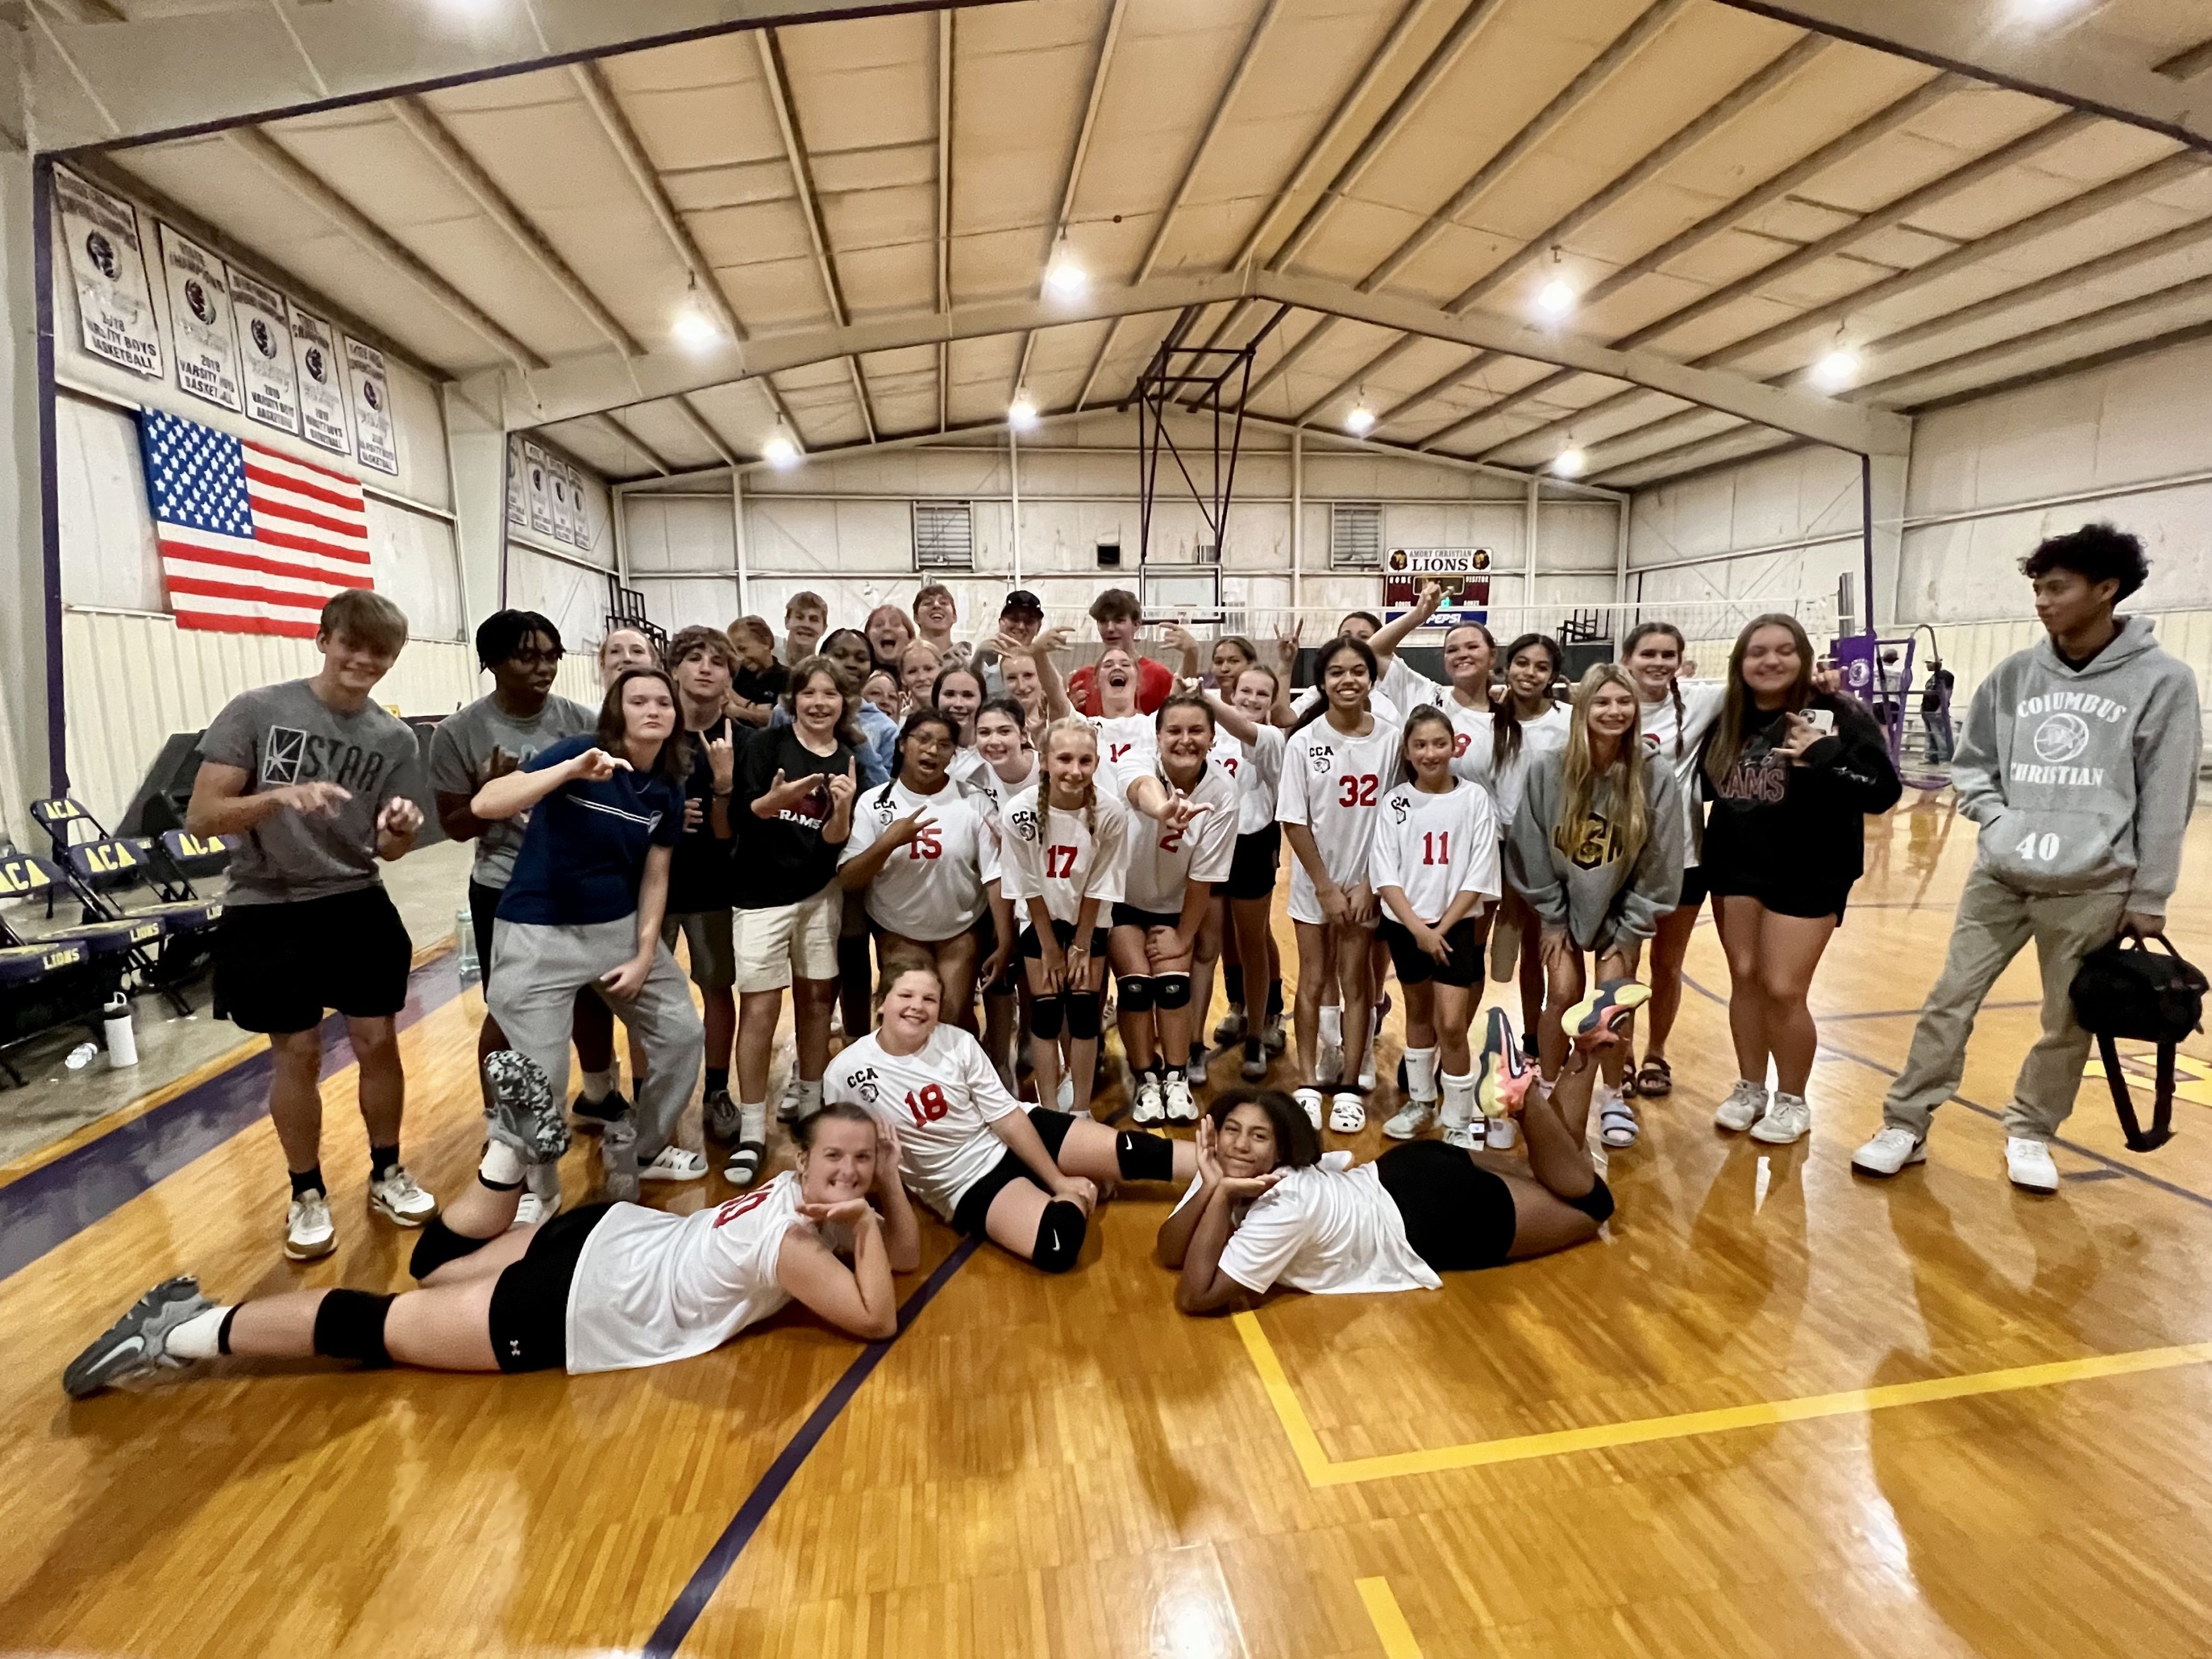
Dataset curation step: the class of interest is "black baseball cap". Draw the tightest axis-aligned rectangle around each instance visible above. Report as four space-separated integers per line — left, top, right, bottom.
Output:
1001 589 1044 618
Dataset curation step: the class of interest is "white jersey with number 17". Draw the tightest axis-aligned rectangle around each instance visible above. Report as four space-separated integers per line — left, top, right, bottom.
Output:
999 784 1129 924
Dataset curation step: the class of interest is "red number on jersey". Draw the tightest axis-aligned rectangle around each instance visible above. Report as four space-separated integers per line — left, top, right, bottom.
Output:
1452 732 1471 757
713 1189 774 1228
1046 844 1078 878
1421 830 1450 865
1158 827 1185 853
1110 742 1131 763
1222 756 1239 776
907 823 944 860
1336 773 1380 808
905 1083 951 1126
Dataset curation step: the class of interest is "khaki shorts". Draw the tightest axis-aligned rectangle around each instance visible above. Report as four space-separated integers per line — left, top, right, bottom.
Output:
734 884 842 992
659 909 737 990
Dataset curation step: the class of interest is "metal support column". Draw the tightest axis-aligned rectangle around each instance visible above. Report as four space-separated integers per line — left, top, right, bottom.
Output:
1010 424 1022 590
1525 472 1541 611
732 466 751 616
1290 427 1304 616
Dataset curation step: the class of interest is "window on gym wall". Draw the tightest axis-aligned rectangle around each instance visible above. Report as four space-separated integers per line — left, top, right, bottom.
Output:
913 501 975 571
1331 501 1382 570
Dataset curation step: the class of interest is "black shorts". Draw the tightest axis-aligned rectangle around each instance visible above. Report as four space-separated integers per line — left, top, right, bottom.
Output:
1018 918 1110 959
487 1201 614 1374
1112 903 1181 933
1677 865 1710 911
1375 1141 1612 1272
1704 868 1852 922
949 1108 1077 1237
1376 915 1486 988
214 885 412 1035
1221 825 1280 901
468 878 502 988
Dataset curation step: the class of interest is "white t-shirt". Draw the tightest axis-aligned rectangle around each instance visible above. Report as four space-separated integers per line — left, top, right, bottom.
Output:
1089 712 1155 801
1292 684 1402 727
839 777 1001 941
823 1026 1022 1220
1638 679 1723 863
1276 713 1404 925
947 745 994 794
1370 779 1500 923
1235 724 1289 836
564 1174 841 1374
1478 700 1571 831
966 753 1036 823
1387 661 1507 825
1115 760 1240 914
1169 1152 1440 1296
999 783 1129 924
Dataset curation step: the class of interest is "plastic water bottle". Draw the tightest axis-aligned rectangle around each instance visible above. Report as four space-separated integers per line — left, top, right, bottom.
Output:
454 908 481 986
1485 1115 1519 1152
102 993 138 1068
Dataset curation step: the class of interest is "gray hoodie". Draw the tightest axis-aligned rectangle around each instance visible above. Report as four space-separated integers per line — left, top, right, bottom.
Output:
1952 614 2199 914
1509 746 1684 954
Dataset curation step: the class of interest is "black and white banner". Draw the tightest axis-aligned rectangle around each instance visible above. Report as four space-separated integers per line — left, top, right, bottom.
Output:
549 457 577 544
157 226 245 412
56 169 163 379
289 306 351 456
344 335 399 476
227 267 300 435
564 463 592 548
522 441 554 535
505 435 528 529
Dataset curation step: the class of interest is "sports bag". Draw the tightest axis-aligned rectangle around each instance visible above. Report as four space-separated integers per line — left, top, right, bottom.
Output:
2069 933 2208 1152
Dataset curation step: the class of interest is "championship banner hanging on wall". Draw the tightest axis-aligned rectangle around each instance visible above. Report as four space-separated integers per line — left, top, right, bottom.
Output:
548 460 577 544
157 226 245 412
1384 547 1492 626
522 441 554 535
505 435 528 529
228 267 300 435
565 463 592 549
290 306 351 456
55 169 164 379
344 335 399 476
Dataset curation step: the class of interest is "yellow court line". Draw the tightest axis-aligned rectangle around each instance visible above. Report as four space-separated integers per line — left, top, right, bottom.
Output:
1354 1577 1423 1658
1232 1313 2212 1488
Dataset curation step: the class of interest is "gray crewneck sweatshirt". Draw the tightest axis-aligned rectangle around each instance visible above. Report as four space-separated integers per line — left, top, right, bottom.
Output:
1507 746 1684 954
1950 614 2200 914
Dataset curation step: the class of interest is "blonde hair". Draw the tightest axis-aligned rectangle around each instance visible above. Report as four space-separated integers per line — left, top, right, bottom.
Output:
1557 664 1650 875
1038 716 1100 853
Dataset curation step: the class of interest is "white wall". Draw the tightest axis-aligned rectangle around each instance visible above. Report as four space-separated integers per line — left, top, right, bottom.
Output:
503 432 616 652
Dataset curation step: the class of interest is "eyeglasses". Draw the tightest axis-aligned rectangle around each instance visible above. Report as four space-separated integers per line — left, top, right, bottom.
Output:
508 647 565 666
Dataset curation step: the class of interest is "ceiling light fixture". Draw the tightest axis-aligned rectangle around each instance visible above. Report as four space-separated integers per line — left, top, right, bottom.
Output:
672 276 720 351
762 434 799 468
1344 404 1376 435
1009 396 1040 430
1812 339 1862 392
1536 245 1576 320
1552 446 1587 478
1044 245 1088 299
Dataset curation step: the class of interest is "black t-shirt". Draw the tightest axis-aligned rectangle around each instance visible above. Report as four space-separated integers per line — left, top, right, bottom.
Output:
732 726 856 909
665 716 744 915
734 663 789 708
1701 698 1901 894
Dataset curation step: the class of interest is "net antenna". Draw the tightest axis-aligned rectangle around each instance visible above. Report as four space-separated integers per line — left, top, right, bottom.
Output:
1123 323 1257 573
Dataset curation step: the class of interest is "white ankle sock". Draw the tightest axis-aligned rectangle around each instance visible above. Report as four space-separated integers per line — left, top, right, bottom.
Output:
579 1068 614 1104
168 1304 233 1361
1440 1071 1477 1127
1318 1005 1342 1047
797 1078 823 1115
1404 1046 1439 1102
479 1142 525 1186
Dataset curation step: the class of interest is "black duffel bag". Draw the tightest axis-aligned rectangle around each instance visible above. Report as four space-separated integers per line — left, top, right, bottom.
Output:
2069 933 2208 1152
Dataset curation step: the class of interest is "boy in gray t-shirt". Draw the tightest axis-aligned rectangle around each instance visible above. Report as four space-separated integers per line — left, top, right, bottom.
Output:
188 590 436 1263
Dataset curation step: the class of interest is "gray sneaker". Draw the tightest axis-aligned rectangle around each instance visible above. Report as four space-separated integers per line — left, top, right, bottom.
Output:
64 1276 213 1398
704 1088 743 1142
483 1051 569 1162
600 1119 641 1203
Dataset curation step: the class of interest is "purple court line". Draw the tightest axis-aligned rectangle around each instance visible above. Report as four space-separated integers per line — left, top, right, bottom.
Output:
641 1236 982 1658
0 953 464 1282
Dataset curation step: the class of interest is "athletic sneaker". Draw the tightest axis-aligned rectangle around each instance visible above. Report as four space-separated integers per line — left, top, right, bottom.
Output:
514 1188 563 1229
1713 1079 1769 1133
483 1050 570 1163
1749 1091 1811 1146
1850 1126 1927 1177
1189 1041 1208 1078
640 1145 708 1182
777 1076 804 1124
368 1166 438 1226
704 1088 742 1143
63 1276 213 1398
2005 1136 2058 1193
1441 1117 1486 1152
1130 1071 1166 1125
1358 1049 1378 1091
1383 1098 1434 1140
1213 1009 1245 1045
1316 1041 1344 1087
1261 1011 1287 1055
572 1087 628 1130
1293 1086 1323 1130
1240 1036 1267 1081
1057 1073 1075 1112
1163 1071 1198 1124
1328 1091 1365 1133
284 1189 335 1261
1563 978 1651 1043
1476 1007 1534 1119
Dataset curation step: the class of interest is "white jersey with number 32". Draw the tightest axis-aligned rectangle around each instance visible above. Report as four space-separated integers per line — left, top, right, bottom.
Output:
1276 715 1403 925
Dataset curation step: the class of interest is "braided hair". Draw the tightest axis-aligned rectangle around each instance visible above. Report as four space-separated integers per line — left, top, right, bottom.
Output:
1622 620 1689 758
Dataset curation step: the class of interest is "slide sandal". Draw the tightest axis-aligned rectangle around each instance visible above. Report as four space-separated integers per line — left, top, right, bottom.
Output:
1600 1096 1642 1149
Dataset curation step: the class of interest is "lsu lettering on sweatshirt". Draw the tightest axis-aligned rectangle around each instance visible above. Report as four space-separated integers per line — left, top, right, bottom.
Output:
1951 614 2200 915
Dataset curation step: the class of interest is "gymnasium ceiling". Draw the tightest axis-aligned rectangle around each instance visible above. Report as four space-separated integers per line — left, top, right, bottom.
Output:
42 0 2212 491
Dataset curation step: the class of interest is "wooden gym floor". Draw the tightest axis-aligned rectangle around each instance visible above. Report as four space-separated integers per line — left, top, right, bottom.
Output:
6 787 2212 1658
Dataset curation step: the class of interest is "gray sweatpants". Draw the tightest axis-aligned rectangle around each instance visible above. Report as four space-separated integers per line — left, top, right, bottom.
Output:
1881 865 2125 1143
489 915 702 1160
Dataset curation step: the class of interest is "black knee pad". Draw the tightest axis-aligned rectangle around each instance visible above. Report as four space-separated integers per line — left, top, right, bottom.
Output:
1030 1200 1088 1273
1154 974 1191 1010
1116 975 1155 1013
1115 1130 1174 1183
1030 994 1064 1040
409 1216 492 1282
312 1289 397 1367
1564 1175 1615 1227
1065 993 1102 1041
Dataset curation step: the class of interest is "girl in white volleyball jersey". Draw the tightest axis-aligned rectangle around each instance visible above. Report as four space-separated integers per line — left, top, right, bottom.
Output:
968 696 1036 1081
931 662 995 796
1370 707 1501 1146
1087 645 1157 798
1194 669 1289 1080
1287 611 1404 728
64 1070 916 1395
1000 718 1131 1118
826 963 1196 1272
1278 635 1402 1135
1111 694 1241 1126
839 708 1011 1034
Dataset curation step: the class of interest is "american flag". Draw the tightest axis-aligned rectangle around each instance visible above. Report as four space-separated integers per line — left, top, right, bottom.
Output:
136 409 374 638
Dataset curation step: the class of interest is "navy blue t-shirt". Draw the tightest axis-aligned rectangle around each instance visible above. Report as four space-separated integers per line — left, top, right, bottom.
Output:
495 734 685 927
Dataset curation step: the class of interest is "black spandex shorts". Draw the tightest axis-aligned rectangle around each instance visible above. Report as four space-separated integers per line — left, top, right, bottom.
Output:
949 1108 1077 1237
1376 915 1486 989
487 1201 615 1374
1112 903 1181 933
214 885 412 1035
1703 868 1851 923
1018 918 1110 959
1677 864 1710 911
1221 824 1280 901
1375 1141 1615 1272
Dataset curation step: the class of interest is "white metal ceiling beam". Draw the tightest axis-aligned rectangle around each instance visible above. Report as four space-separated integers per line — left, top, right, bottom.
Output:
28 0 1024 153
935 8 954 434
1706 0 2212 155
597 413 675 476
475 267 1909 454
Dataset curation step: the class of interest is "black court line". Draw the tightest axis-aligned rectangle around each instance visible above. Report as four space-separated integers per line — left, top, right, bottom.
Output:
1680 971 2212 1215
642 1235 983 1657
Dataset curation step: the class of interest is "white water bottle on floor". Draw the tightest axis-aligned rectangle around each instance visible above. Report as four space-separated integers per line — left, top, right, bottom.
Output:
454 908 482 986
103 993 139 1069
